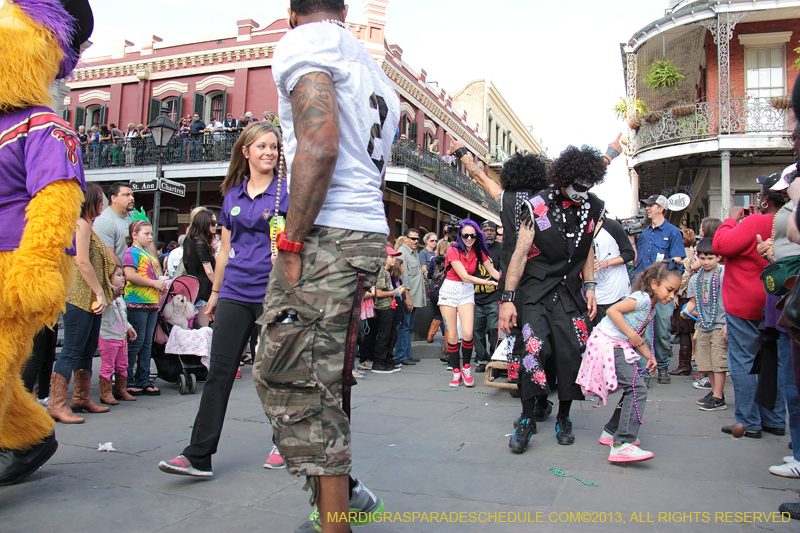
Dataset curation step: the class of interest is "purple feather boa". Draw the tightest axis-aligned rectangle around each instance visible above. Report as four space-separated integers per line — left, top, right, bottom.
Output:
11 0 78 78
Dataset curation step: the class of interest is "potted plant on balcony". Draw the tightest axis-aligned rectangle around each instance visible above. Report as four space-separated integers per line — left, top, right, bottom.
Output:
770 95 791 110
671 102 696 118
644 60 685 90
613 97 647 130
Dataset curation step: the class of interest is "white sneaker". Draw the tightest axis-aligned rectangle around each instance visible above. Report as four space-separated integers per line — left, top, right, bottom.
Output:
784 456 797 463
462 364 474 387
449 370 462 387
608 443 654 463
598 430 639 446
770 460 800 478
36 397 50 407
692 376 711 390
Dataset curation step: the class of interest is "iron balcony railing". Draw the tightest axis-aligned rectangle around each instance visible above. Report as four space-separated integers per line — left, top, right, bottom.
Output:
80 133 499 215
389 140 500 215
630 96 795 155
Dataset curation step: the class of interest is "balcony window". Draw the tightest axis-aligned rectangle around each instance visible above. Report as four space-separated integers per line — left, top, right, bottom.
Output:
746 47 785 98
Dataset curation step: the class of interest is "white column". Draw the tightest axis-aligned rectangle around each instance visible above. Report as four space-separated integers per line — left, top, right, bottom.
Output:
629 167 640 217
720 150 731 219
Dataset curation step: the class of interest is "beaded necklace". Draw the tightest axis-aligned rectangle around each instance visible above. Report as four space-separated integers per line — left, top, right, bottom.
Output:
696 266 721 330
630 300 657 425
551 190 592 256
268 155 287 260
320 19 347 29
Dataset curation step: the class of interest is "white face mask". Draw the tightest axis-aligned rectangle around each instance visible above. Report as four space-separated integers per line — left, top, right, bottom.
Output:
565 184 588 202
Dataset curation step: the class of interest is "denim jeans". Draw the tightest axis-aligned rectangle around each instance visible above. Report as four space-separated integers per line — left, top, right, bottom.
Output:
645 300 674 371
474 301 499 362
779 333 800 460
604 348 649 446
126 308 158 388
53 303 101 380
395 307 416 362
727 313 785 430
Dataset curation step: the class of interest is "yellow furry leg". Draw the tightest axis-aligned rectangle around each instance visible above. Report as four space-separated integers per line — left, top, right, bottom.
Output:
0 313 53 450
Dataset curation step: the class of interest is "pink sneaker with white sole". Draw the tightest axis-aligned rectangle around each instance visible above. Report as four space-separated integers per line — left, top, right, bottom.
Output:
263 445 285 469
598 430 639 446
449 370 462 387
462 364 474 387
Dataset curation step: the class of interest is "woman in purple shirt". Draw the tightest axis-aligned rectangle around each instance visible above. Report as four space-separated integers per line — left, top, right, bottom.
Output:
158 122 288 477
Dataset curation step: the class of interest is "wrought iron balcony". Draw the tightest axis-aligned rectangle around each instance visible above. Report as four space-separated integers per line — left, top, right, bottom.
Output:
79 132 499 215
389 140 500 214
629 96 795 155
489 145 510 168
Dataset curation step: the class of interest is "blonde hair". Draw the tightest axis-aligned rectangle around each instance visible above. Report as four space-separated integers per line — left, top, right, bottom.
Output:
221 122 284 196
188 206 208 228
436 238 450 255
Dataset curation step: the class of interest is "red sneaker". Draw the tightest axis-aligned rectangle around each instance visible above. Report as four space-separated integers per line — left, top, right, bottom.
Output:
449 369 462 388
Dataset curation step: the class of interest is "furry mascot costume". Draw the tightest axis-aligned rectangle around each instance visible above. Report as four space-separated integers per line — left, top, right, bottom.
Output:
0 0 93 486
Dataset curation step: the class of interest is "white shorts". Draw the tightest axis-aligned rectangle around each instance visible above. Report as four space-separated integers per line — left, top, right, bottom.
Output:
438 279 475 308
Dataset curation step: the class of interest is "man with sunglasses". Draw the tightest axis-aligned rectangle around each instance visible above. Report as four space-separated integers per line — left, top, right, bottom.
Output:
397 228 425 365
635 194 686 384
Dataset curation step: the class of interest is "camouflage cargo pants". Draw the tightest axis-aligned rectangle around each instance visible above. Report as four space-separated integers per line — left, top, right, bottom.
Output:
257 226 385 477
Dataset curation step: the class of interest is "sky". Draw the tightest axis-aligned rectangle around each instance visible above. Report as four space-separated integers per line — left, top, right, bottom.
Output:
85 0 672 216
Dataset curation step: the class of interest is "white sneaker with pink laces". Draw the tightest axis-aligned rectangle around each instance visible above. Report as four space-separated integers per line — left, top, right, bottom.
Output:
462 364 474 387
449 369 462 387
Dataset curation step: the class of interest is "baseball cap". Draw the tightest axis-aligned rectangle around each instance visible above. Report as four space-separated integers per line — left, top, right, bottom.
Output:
641 194 667 209
757 173 782 191
769 164 797 192
480 221 497 230
386 246 402 257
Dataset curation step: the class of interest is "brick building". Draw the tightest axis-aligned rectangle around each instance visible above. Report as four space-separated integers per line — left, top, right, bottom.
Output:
64 0 509 243
621 0 798 227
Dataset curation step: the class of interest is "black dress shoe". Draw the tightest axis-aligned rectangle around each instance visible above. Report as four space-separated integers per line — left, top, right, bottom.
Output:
410 357 421 363
0 431 58 487
721 425 762 439
763 426 786 436
555 416 575 445
778 501 800 520
400 359 416 365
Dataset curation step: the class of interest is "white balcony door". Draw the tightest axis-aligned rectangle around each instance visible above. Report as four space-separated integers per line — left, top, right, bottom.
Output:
744 46 786 131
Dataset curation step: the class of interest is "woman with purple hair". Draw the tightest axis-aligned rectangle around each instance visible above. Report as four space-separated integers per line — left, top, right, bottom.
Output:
439 219 500 387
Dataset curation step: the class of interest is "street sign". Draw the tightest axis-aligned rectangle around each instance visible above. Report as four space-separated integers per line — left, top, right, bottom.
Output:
130 179 158 192
159 177 186 197
667 193 691 211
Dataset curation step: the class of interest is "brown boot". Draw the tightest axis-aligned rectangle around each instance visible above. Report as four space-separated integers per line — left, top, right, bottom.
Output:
669 346 693 376
427 319 441 343
113 372 136 401
98 375 118 405
47 373 84 424
70 369 110 413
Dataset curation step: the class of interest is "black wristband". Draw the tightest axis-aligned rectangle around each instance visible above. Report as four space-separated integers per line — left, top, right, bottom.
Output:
501 290 516 303
453 147 468 160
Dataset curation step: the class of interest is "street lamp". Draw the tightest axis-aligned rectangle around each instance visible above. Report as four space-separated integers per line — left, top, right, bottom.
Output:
148 105 178 241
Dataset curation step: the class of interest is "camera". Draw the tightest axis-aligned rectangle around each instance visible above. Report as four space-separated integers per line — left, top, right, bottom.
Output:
445 216 461 241
619 209 647 236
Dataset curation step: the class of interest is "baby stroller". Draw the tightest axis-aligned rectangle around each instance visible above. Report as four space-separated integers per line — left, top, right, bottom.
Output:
151 275 209 394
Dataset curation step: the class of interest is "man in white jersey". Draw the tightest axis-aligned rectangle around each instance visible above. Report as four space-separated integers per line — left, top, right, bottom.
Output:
257 2 400 532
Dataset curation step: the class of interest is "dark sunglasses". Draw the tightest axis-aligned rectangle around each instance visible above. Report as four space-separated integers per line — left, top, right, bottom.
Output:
210 221 218 226
461 233 477 240
408 237 420 241
571 183 590 193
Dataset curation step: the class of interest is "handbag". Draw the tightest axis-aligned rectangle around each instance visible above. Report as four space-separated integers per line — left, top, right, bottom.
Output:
761 255 800 296
778 276 800 340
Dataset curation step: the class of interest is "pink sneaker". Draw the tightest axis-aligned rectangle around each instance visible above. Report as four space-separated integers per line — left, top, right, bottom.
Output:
158 455 213 477
449 369 462 388
598 430 639 446
263 445 285 469
462 364 474 387
608 443 654 463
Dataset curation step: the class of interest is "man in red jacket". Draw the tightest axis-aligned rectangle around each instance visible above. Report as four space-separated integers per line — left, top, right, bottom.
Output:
713 174 786 439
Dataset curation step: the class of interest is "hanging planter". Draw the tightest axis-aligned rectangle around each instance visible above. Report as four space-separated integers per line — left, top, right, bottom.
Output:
643 111 663 124
628 118 642 130
644 60 685 90
613 96 648 120
671 103 696 118
770 96 791 110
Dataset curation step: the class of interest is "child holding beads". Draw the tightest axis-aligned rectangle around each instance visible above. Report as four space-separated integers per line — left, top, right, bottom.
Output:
98 265 138 404
681 238 727 411
123 220 168 396
577 261 681 463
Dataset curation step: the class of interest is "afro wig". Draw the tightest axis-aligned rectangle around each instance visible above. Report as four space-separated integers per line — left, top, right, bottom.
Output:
499 153 548 192
547 145 607 191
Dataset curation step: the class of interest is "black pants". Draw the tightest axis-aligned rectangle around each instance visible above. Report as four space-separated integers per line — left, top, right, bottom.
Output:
514 292 587 403
183 298 262 471
372 307 397 363
21 325 58 399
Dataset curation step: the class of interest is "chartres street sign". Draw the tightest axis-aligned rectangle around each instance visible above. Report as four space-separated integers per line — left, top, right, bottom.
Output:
159 178 186 197
130 179 158 192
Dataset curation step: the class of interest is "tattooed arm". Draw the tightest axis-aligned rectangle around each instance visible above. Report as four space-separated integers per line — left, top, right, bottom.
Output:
280 71 340 285
447 133 502 204
582 246 597 320
499 219 535 334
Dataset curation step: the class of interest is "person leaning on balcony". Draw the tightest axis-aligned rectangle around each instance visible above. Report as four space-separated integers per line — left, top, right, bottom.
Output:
109 123 124 165
223 113 238 133
98 124 112 167
190 113 206 161
429 137 439 156
124 123 138 166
